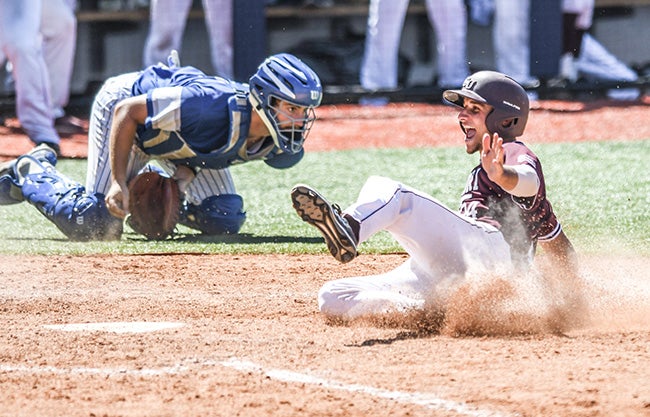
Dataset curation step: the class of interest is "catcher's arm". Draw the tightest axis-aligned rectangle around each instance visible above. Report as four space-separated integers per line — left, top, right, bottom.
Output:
105 95 148 219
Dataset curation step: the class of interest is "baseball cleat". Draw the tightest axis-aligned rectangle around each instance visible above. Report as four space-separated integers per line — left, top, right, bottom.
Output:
0 144 56 205
291 184 358 263
0 143 58 178
28 143 58 165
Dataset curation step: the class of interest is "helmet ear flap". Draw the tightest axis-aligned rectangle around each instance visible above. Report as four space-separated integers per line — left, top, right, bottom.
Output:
485 108 499 137
486 114 520 140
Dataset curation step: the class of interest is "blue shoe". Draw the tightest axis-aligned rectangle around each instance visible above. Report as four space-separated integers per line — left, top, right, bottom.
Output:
0 143 58 176
0 144 58 205
291 184 358 263
28 143 59 165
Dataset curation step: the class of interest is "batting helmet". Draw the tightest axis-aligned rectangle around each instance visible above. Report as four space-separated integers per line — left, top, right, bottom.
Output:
249 53 323 154
443 71 530 139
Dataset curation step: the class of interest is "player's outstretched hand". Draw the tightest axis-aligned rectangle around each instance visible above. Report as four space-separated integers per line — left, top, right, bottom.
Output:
481 132 505 181
106 180 129 219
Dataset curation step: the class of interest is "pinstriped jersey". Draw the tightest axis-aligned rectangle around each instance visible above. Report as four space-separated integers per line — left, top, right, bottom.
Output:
459 140 561 261
130 64 302 170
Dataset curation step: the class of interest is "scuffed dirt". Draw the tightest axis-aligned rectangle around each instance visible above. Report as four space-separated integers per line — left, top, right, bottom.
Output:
0 99 649 416
0 253 649 417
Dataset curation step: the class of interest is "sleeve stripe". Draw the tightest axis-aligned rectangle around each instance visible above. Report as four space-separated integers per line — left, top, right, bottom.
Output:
149 87 183 131
537 222 562 241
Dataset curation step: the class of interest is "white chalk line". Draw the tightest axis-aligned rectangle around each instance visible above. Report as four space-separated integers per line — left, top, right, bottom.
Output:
220 358 515 417
0 357 516 417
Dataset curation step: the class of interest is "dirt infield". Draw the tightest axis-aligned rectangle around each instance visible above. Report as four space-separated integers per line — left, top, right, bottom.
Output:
1 99 649 416
1 254 649 417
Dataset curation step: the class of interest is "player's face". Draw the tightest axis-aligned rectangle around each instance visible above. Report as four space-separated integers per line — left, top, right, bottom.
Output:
457 98 492 155
274 100 310 129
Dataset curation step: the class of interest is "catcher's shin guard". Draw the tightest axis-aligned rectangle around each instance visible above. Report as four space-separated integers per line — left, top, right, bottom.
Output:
15 156 122 241
180 194 246 235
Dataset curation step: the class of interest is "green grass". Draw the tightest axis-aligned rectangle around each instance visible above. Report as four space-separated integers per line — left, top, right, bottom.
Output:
1 139 648 256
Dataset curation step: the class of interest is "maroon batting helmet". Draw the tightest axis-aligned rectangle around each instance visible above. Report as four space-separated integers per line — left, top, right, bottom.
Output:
443 71 530 139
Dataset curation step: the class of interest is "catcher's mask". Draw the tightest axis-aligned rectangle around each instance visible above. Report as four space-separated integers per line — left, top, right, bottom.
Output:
443 71 530 140
249 53 322 154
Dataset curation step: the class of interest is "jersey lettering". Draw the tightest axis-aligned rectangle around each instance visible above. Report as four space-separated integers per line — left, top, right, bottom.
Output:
459 199 480 218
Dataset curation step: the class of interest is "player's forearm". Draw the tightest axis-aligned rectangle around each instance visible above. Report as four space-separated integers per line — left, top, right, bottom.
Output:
489 165 520 192
492 165 540 197
109 98 146 185
109 121 136 186
540 231 579 276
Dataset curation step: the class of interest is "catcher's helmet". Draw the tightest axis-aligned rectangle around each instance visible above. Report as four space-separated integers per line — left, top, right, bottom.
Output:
249 53 323 154
443 71 529 139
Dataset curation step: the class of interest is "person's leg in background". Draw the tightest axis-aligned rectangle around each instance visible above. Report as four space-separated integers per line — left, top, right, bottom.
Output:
493 0 538 87
0 0 62 151
424 0 469 88
359 0 410 91
203 0 234 79
143 0 193 67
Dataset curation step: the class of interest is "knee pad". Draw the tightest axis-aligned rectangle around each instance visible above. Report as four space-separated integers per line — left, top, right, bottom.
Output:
17 156 122 241
181 194 246 235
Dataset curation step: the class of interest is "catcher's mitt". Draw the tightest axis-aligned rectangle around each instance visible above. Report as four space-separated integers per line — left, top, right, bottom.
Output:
127 171 181 240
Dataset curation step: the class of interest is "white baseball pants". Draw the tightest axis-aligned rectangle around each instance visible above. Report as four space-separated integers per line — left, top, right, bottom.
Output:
493 0 536 85
0 0 76 144
318 176 512 318
42 0 77 118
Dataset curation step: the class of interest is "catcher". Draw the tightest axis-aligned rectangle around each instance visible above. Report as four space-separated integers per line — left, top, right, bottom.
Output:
0 52 322 240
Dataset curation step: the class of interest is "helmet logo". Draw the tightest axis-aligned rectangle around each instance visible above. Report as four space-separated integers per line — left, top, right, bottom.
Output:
502 100 521 110
463 78 478 91
310 90 321 101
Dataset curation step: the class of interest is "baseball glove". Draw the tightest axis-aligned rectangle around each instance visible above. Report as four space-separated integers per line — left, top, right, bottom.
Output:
127 171 181 240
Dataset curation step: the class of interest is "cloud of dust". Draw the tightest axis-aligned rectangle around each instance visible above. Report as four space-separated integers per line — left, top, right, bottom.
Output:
337 220 649 338
404 254 650 337
422 200 650 337
439 268 587 337
575 255 650 332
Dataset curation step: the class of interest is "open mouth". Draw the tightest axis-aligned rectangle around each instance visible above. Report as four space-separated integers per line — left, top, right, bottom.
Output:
461 123 476 141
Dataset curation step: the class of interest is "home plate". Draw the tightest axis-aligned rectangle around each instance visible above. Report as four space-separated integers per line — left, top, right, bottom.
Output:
43 321 186 333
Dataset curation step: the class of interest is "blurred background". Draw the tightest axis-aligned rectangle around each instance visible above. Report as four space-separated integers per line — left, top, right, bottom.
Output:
1 0 649 109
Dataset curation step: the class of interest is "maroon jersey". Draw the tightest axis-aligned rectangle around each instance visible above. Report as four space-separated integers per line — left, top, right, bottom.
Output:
458 141 561 263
